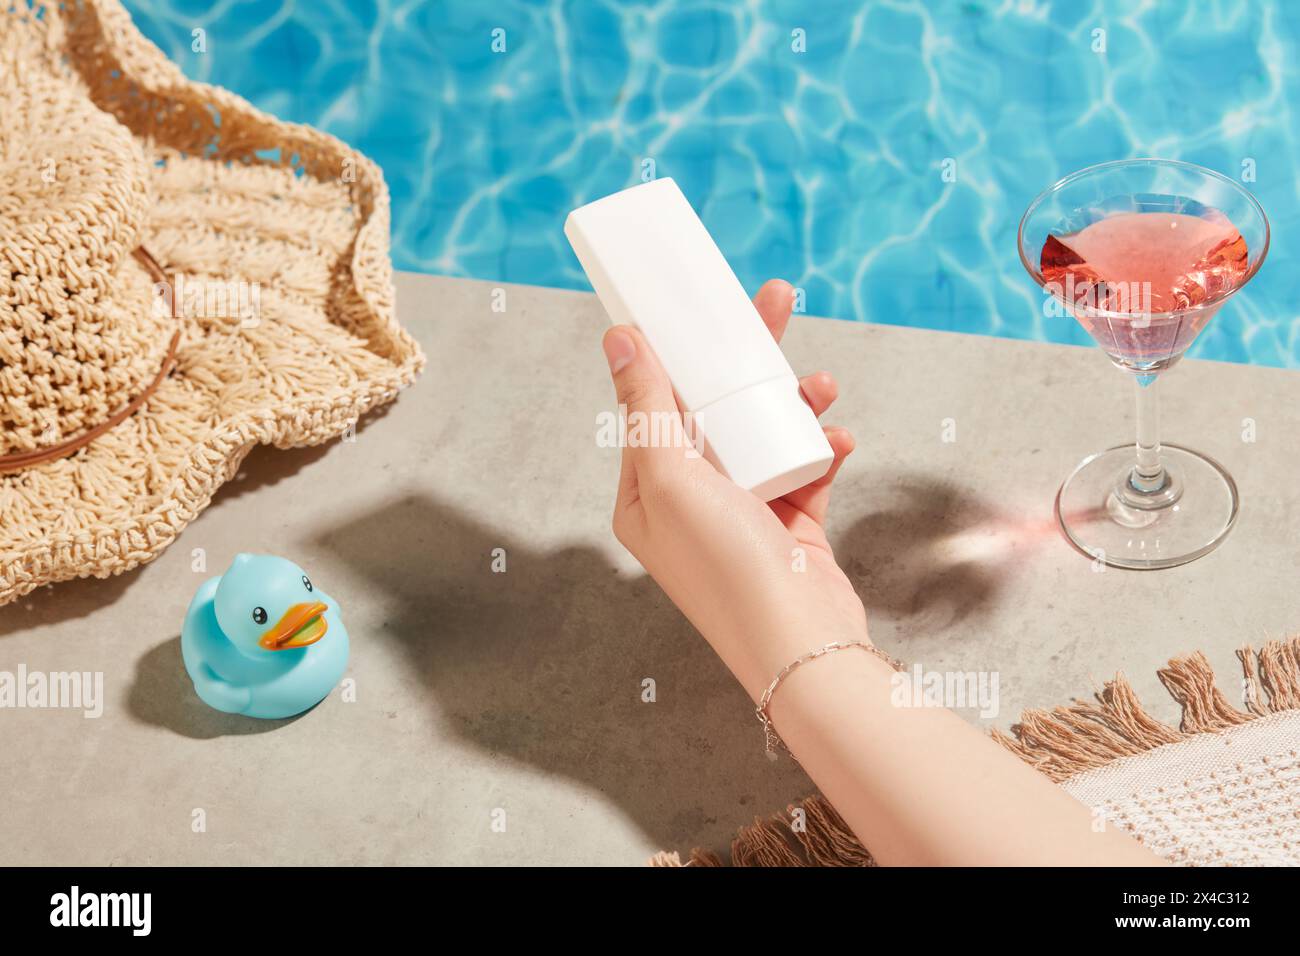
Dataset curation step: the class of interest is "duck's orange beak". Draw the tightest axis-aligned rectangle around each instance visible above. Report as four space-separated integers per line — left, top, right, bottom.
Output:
259 601 329 650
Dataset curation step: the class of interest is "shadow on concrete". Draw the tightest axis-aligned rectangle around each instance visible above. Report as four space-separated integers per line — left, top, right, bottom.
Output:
313 492 816 857
833 477 1031 637
0 571 138 639
213 443 334 504
213 403 394 505
0 421 385 638
126 635 307 738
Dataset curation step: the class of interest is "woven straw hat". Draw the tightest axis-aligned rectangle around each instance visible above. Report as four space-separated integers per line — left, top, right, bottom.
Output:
0 1 424 605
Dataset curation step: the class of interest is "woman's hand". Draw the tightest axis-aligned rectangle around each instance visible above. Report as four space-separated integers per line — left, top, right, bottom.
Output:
600 279 868 699
600 280 1164 865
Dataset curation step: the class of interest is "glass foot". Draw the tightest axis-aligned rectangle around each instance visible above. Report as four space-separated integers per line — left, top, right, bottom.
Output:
1055 443 1239 570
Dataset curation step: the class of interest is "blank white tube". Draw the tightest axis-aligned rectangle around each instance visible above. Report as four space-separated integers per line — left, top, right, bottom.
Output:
566 178 834 500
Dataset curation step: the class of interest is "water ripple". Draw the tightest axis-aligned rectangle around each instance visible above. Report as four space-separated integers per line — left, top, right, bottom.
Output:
123 0 1300 367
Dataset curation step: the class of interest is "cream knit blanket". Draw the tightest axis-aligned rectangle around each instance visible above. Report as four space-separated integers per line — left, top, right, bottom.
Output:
656 637 1300 866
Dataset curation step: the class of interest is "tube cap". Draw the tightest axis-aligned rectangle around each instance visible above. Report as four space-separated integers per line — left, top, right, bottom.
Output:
691 375 835 501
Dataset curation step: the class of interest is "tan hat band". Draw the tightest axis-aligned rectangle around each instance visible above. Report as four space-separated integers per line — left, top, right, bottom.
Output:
0 247 180 473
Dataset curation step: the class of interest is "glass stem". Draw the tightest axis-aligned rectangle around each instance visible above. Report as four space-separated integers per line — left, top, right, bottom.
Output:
1131 374 1167 494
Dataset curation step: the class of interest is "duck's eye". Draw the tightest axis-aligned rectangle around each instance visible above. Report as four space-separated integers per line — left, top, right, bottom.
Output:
252 607 268 625
302 575 313 593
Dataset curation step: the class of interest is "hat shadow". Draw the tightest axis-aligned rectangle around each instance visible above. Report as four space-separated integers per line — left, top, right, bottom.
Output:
0 571 139 639
312 493 817 856
0 415 391 635
0 444 328 638
215 405 395 504
126 635 308 738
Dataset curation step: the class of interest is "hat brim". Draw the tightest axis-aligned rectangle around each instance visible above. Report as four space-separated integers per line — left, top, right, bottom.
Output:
0 1 425 605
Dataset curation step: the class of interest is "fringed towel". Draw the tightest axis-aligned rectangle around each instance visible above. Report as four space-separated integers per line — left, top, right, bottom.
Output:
653 636 1300 866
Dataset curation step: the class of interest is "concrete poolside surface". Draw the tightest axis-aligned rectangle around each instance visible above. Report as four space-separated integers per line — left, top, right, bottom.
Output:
3 272 1298 865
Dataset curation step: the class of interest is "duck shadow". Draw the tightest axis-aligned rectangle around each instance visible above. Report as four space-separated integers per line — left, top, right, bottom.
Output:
127 635 306 738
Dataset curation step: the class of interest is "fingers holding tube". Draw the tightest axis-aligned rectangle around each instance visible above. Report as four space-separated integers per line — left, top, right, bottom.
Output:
778 425 855 529
753 278 795 343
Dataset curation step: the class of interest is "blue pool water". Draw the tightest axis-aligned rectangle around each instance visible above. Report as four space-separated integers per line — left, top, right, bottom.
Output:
123 0 1300 367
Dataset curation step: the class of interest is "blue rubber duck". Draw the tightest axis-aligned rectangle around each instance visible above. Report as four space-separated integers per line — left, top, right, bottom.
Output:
181 554 349 719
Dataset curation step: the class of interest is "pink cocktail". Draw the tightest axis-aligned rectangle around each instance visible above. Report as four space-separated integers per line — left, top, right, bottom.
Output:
1018 160 1269 570
1041 210 1249 369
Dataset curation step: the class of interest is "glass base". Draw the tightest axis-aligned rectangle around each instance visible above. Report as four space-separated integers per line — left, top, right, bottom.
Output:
1054 443 1239 570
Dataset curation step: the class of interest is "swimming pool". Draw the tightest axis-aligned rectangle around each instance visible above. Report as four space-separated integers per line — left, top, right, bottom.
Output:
122 0 1299 367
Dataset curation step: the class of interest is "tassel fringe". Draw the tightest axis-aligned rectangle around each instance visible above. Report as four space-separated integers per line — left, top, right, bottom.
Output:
655 634 1300 867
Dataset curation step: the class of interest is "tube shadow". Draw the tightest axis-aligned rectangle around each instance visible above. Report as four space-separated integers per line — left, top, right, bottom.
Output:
313 493 815 856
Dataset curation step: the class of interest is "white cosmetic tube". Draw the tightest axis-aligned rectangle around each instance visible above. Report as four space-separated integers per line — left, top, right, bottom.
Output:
566 178 835 501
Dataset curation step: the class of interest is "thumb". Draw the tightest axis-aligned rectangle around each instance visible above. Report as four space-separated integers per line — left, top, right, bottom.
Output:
602 326 677 421
603 325 693 487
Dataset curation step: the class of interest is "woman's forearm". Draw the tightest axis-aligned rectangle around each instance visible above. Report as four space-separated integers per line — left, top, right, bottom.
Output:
597 309 1163 866
762 645 1164 866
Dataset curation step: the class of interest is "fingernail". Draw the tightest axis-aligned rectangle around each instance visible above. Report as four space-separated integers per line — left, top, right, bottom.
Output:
603 328 636 375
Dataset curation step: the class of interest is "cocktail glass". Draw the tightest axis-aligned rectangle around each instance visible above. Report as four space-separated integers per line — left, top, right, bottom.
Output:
1017 159 1269 570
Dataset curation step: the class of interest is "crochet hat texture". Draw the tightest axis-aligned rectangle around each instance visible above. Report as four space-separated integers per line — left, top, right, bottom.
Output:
0 1 424 604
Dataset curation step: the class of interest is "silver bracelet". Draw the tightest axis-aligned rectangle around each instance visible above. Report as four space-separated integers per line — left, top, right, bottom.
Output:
756 640 904 757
